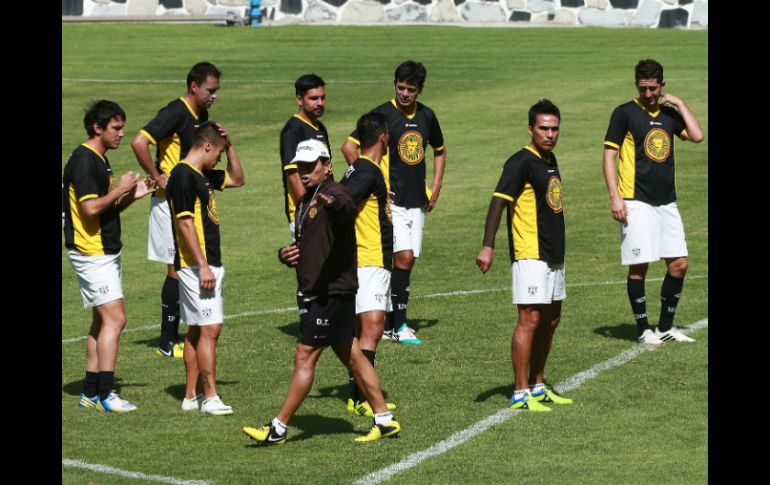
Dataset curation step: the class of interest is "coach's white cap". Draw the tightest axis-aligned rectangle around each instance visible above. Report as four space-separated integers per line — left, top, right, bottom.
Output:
292 139 330 163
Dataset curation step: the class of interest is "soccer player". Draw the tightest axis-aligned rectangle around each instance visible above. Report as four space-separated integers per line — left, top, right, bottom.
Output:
476 99 573 412
602 59 704 345
63 100 154 413
243 139 400 444
341 60 446 345
131 61 222 359
279 73 330 238
340 113 397 417
166 121 245 415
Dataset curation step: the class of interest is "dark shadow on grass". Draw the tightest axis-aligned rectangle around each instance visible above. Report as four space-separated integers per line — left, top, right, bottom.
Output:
404 318 439 332
312 384 392 405
62 378 147 397
594 322 638 343
244 414 355 447
276 320 301 339
475 378 561 403
164 381 240 400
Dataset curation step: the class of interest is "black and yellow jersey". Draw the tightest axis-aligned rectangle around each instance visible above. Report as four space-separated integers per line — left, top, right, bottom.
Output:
62 144 122 255
604 99 686 206
279 114 331 222
140 98 208 197
493 146 565 265
340 156 393 269
166 162 226 269
348 100 444 209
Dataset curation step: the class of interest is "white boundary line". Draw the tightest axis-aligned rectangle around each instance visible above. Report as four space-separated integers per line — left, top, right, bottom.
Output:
62 458 212 485
61 275 706 344
353 318 709 485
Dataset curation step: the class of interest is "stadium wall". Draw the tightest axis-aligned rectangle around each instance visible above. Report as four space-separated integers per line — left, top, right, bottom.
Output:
61 0 707 28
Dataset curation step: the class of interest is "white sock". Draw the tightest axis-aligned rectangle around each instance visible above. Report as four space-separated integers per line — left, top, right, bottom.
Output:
373 411 393 425
530 383 545 395
513 389 529 401
272 417 287 435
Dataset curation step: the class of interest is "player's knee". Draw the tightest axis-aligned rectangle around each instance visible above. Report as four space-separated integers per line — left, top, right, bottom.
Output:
669 258 688 277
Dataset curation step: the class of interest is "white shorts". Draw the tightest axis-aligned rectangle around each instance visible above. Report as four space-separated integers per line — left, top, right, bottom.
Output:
177 265 225 326
67 251 124 308
620 200 688 265
148 195 176 264
512 259 566 305
356 267 392 314
392 205 425 257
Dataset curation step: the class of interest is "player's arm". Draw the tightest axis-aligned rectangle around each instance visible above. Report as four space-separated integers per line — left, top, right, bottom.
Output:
280 128 306 200
130 131 167 189
318 186 356 223
176 216 215 291
341 137 360 166
426 147 446 212
79 171 140 217
115 175 155 211
661 94 704 143
602 147 627 224
476 196 507 274
216 123 245 188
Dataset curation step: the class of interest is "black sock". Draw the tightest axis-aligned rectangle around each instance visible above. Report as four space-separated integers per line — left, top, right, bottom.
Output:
391 268 411 328
97 371 115 400
384 311 394 332
358 349 376 403
160 275 179 350
627 278 649 336
83 371 98 397
348 369 361 404
658 274 684 332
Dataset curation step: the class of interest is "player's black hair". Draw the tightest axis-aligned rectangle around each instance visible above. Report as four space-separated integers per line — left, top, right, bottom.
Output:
295 74 326 97
356 112 389 150
394 60 427 91
528 99 560 127
192 120 225 147
187 62 221 90
84 99 125 137
635 59 664 83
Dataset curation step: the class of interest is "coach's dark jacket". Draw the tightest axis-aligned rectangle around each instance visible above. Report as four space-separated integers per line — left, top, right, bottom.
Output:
294 178 358 296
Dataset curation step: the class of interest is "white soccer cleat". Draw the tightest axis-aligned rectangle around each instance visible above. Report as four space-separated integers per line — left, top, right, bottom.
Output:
394 323 423 345
181 394 203 411
638 329 664 345
201 395 234 415
654 327 695 343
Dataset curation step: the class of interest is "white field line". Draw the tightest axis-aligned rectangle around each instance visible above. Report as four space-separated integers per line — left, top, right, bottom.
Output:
62 458 212 485
61 274 706 344
62 78 705 85
353 318 709 485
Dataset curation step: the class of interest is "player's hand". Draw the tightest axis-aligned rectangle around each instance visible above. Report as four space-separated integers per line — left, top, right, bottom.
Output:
659 93 681 108
117 171 140 193
198 265 216 291
155 173 169 190
279 245 300 267
426 186 441 212
317 193 336 208
387 190 395 205
133 175 155 199
610 196 627 224
215 122 233 149
476 246 494 274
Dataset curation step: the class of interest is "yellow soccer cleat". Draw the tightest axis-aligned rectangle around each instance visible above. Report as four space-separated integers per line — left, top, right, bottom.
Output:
532 386 573 405
354 420 401 442
243 424 286 446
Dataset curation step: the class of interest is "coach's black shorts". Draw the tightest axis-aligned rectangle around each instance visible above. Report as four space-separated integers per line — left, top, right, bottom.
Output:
299 294 355 346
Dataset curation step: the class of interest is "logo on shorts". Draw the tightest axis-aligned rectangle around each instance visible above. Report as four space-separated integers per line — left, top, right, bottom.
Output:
528 286 538 296
632 248 641 256
316 318 329 327
98 284 109 295
375 293 386 302
643 128 671 162
398 130 425 166
207 189 221 225
167 248 175 258
546 176 563 214
201 308 212 318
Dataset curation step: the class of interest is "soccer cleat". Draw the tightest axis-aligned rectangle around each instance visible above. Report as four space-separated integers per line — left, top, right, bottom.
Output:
201 395 234 415
639 329 664 345
381 329 394 341
352 401 398 417
78 393 99 410
155 344 183 359
181 394 203 411
510 392 552 412
347 398 356 412
243 423 286 445
654 327 695 343
531 386 573 405
354 420 401 442
393 323 423 345
96 392 137 413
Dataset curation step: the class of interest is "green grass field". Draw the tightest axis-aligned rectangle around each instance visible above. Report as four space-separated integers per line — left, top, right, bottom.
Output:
62 24 707 484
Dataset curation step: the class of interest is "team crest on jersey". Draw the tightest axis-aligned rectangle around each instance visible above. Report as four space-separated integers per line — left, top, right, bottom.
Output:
644 128 671 162
309 207 317 219
546 176 563 213
207 189 220 224
398 130 425 165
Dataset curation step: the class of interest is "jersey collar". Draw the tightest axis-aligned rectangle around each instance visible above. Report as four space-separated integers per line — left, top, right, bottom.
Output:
81 143 106 162
180 97 200 120
524 145 552 165
391 99 417 119
633 98 660 117
293 113 319 130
